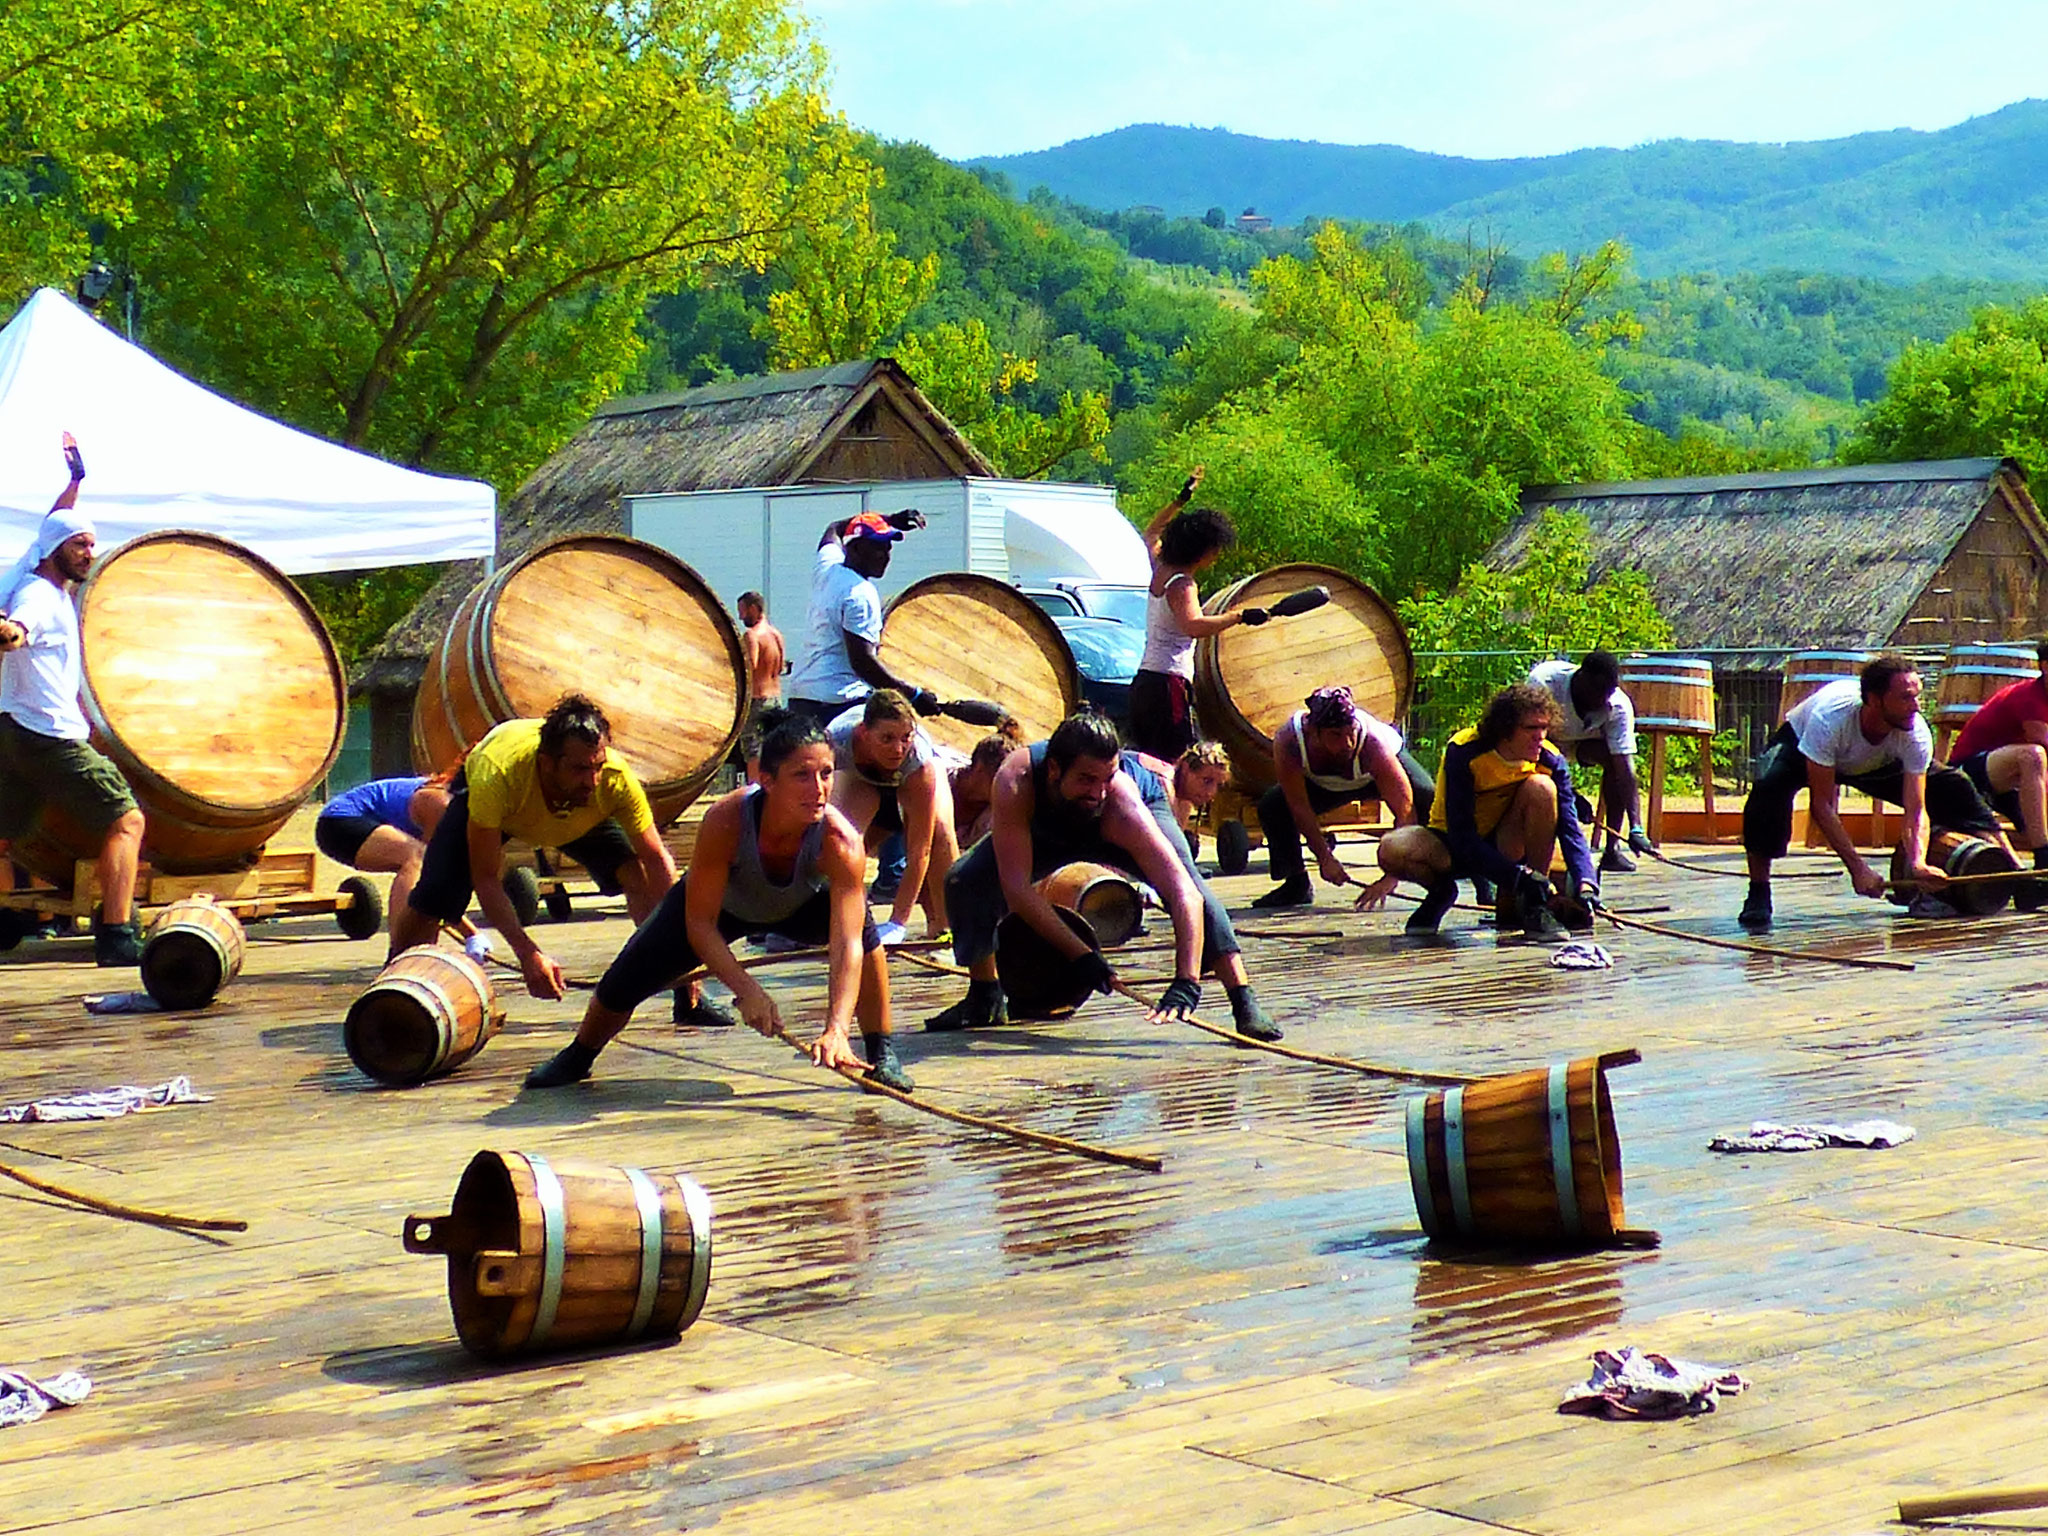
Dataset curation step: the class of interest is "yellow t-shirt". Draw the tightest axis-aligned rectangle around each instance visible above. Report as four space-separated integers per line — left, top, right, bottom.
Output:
1428 726 1546 841
462 719 652 845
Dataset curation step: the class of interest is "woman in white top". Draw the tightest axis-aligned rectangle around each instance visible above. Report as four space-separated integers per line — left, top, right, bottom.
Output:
1129 467 1268 759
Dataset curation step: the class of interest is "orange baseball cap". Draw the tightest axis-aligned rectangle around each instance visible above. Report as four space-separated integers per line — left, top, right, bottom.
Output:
845 512 904 543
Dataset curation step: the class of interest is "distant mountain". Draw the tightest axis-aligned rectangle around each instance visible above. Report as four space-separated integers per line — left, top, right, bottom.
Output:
968 104 2048 280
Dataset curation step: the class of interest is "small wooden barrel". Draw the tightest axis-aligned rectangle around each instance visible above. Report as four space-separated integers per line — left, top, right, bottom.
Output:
996 905 1102 1019
1936 643 2040 729
403 1149 713 1360
1405 1050 1651 1249
411 536 745 825
1196 564 1411 793
1035 862 1143 948
14 530 345 883
1778 650 1873 724
879 574 1081 757
138 897 246 1009
1620 657 1715 737
344 946 504 1087
1890 828 2021 916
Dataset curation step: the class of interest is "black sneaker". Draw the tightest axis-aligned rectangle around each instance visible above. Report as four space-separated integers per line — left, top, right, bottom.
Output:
524 1043 596 1089
1523 902 1571 945
1599 843 1638 875
1738 889 1773 931
674 994 740 1029
863 1038 914 1092
1250 877 1313 909
1405 880 1458 935
93 917 144 967
926 984 1006 1031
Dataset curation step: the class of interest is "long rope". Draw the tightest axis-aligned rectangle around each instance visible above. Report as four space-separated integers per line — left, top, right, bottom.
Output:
1599 908 1915 973
0 1159 248 1233
1645 848 1835 880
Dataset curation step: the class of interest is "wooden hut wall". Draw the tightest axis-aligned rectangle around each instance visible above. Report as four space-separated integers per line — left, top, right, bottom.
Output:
804 391 963 484
1890 473 2048 645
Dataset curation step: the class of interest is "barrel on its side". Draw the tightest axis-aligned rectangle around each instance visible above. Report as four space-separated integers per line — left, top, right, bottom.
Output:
1778 650 1873 724
1036 862 1144 948
880 574 1081 758
15 530 345 884
403 1149 713 1360
1936 643 2041 730
1620 657 1716 737
1890 828 2021 916
139 897 246 1009
1195 564 1411 793
345 946 503 1086
1405 1050 1652 1249
996 905 1103 1019
412 536 746 826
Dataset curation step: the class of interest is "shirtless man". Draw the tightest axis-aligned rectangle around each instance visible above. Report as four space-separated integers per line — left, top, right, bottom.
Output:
737 591 786 706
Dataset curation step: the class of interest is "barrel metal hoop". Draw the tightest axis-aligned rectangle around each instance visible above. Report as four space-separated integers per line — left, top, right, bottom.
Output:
1548 1066 1583 1238
1632 716 1715 732
472 574 517 723
527 1153 567 1348
1404 1096 1440 1240
1443 1087 1473 1238
1948 664 2040 678
624 1166 664 1340
677 1175 714 1330
373 975 456 1071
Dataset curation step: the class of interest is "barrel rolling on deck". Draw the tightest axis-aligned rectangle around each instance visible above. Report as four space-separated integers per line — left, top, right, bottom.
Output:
344 947 504 1087
139 897 246 1010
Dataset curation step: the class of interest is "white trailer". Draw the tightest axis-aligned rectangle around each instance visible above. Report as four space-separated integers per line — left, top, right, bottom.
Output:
623 477 1148 623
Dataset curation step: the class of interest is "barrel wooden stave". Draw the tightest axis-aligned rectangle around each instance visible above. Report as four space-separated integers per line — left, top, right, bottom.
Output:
139 898 247 1010
1195 565 1410 793
1778 650 1873 724
1620 657 1716 738
1891 828 2020 916
1035 862 1143 948
344 946 503 1086
880 575 1081 758
406 1149 713 1359
1407 1053 1633 1248
1936 643 2040 727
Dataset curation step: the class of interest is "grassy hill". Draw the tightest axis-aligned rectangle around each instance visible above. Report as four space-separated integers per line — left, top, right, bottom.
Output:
971 102 2048 280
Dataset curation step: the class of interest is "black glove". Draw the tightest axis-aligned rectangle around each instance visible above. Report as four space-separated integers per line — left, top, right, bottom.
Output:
886 508 925 531
1238 607 1269 626
910 687 943 717
1154 977 1201 1016
1177 473 1200 503
1514 867 1554 915
1571 874 1602 909
62 435 84 481
1067 949 1116 995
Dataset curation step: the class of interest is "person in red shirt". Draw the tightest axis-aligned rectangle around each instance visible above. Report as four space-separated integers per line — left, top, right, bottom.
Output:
1948 638 2048 907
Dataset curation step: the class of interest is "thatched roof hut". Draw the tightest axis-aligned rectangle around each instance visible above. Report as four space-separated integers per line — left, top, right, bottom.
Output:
1497 457 2048 669
356 358 992 715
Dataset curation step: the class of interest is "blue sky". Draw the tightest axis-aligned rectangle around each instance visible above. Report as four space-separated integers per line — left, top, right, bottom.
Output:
802 0 2048 161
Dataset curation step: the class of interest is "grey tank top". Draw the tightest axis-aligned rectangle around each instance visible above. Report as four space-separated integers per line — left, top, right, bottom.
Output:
722 785 829 926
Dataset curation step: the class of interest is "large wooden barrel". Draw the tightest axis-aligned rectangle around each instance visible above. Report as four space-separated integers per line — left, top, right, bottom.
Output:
1195 565 1410 793
1405 1050 1650 1249
139 897 246 1009
411 536 746 826
344 946 504 1087
1620 657 1715 737
13 530 344 882
404 1149 713 1360
879 574 1081 757
1889 828 2021 916
1778 650 1873 724
1035 862 1143 948
1936 643 2040 731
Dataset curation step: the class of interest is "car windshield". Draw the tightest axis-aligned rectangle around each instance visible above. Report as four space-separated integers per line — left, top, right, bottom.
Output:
1055 618 1146 683
1024 590 1083 617
1074 584 1148 628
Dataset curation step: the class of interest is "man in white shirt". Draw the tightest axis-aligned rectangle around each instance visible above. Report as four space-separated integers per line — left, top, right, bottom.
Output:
1529 652 1654 873
0 442 148 964
786 510 944 723
1738 654 1997 930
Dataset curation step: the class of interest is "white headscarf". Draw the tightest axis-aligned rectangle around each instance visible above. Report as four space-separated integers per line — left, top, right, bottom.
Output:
1 507 95 611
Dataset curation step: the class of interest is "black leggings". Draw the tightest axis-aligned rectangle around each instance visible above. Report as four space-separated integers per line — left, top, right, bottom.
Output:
1742 722 2000 861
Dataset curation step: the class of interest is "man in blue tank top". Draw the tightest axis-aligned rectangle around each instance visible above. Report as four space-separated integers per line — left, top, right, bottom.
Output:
524 713 909 1092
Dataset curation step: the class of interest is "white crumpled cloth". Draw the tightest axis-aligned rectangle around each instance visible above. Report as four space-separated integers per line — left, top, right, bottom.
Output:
0 1077 210 1124
0 1369 90 1429
1549 941 1614 971
1708 1120 1915 1153
1559 1348 1748 1420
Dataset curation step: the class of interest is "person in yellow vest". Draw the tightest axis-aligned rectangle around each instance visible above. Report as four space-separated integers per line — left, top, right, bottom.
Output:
1372 683 1597 941
385 694 676 998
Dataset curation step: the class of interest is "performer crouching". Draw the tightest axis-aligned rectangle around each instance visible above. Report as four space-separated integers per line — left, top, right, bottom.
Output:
525 714 911 1092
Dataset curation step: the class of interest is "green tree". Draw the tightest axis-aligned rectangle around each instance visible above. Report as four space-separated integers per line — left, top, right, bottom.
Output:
1842 297 2048 472
891 318 1109 479
762 179 939 370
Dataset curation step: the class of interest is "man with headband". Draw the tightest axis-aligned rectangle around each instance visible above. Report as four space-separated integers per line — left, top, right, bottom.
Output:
0 437 148 964
1251 685 1435 909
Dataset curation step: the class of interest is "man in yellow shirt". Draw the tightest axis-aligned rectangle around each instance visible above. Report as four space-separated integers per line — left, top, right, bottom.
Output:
386 694 676 997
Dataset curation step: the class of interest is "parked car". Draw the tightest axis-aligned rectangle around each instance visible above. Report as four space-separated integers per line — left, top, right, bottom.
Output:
1053 614 1145 728
1021 581 1149 628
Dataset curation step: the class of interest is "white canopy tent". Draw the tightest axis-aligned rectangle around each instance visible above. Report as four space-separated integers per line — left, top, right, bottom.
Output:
0 288 494 574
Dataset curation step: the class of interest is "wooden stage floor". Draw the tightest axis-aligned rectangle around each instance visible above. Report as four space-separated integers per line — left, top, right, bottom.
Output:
5 845 2048 1534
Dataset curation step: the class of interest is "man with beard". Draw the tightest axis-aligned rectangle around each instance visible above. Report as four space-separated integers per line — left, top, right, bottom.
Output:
926 711 1282 1041
385 694 677 998
524 713 910 1092
0 436 148 964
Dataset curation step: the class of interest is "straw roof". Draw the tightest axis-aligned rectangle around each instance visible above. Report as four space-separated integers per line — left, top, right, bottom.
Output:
1495 458 2048 669
356 359 993 694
